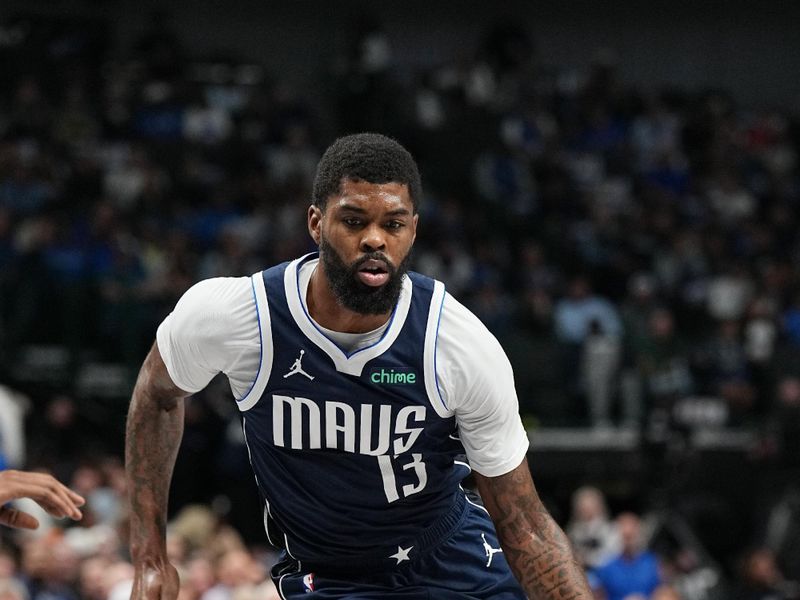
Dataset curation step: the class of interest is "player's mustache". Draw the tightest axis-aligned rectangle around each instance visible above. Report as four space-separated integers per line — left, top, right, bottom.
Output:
351 253 395 272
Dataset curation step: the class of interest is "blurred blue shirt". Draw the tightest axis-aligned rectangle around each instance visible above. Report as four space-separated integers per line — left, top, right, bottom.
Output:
590 550 661 600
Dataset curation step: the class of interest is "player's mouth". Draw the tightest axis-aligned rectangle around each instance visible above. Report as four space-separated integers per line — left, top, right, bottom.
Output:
356 259 390 287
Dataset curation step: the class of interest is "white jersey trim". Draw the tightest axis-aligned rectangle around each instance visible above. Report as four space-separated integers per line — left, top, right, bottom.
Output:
462 486 491 516
277 573 288 600
284 255 413 377
424 280 452 418
454 459 472 473
237 273 274 411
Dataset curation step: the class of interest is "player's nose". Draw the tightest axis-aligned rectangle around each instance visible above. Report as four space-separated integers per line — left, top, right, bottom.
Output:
360 224 386 252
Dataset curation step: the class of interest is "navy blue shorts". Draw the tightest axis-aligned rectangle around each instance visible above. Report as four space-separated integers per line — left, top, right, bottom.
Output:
270 492 526 599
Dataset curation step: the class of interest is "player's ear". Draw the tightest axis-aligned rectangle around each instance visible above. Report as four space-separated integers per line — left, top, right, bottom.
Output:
308 204 322 245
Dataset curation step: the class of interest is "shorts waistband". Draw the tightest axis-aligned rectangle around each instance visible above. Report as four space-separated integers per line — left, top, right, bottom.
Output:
298 492 469 574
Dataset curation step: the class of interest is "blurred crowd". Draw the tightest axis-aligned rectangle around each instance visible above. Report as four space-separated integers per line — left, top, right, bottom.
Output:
0 459 283 600
1 470 798 600
1 9 800 600
567 486 800 599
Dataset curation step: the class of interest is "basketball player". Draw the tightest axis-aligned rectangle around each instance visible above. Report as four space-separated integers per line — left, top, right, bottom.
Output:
0 469 84 529
126 134 591 599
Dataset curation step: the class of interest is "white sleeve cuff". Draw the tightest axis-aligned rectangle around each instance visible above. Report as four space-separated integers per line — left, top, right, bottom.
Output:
156 316 206 394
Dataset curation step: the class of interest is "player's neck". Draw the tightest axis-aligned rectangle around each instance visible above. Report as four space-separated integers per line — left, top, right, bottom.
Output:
307 265 392 333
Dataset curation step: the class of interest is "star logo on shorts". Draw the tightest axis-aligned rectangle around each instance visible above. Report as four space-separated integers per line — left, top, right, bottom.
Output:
389 545 413 564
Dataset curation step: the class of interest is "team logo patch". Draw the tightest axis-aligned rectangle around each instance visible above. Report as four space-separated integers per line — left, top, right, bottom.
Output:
369 367 417 385
302 572 315 592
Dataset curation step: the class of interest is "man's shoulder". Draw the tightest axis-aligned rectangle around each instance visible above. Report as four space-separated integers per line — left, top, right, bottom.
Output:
175 275 256 317
436 290 510 369
439 290 488 334
186 274 254 296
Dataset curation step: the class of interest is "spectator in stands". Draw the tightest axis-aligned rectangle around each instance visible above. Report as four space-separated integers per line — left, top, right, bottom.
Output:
733 547 800 600
581 318 622 429
618 273 661 428
744 297 779 413
658 547 721 600
201 549 266 600
591 512 662 600
69 463 123 527
635 308 693 434
555 276 623 347
554 275 622 419
566 486 621 569
20 532 81 600
184 555 216 599
77 556 110 600
693 319 756 423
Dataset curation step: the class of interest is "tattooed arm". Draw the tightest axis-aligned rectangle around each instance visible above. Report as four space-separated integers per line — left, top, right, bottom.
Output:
474 458 592 600
126 342 191 600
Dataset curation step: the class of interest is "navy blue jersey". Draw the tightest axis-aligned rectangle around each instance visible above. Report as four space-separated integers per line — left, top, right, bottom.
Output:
239 254 470 563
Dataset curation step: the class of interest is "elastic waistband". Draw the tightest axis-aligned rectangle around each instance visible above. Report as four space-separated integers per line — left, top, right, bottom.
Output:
299 492 468 575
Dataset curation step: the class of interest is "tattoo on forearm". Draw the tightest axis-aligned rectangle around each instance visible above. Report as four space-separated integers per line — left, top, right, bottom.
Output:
125 344 187 560
476 460 591 600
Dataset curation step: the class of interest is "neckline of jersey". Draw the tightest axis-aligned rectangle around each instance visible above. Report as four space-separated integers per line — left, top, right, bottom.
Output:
285 253 413 370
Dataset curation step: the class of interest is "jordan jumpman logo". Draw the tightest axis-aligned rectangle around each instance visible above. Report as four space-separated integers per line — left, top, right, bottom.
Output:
482 533 503 567
284 349 314 380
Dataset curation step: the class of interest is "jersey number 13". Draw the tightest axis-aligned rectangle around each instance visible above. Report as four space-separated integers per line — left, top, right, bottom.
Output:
377 454 427 503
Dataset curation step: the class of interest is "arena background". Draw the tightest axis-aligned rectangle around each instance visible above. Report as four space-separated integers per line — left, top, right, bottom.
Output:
0 1 799 599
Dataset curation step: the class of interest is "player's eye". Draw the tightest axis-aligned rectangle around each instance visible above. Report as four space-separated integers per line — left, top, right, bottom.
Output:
343 217 363 227
385 220 404 230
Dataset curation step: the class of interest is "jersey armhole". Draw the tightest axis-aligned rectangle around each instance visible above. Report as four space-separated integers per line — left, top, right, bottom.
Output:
237 273 273 411
423 280 452 418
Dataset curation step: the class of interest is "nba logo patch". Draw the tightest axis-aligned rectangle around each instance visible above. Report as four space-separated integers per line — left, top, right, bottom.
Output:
303 573 315 593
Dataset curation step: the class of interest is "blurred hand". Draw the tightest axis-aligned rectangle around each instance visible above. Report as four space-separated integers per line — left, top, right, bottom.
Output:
131 563 180 600
0 469 85 529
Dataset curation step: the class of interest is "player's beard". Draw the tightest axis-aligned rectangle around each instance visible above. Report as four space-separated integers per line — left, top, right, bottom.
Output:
319 237 411 315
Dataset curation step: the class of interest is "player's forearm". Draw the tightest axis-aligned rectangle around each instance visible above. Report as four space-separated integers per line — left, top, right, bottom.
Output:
498 510 591 600
475 461 592 600
125 347 186 561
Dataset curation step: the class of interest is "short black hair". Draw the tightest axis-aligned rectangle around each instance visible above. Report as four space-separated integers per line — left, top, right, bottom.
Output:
312 133 422 212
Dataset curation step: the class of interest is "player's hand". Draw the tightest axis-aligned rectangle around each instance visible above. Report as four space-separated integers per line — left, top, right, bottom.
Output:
131 562 180 600
0 469 85 529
